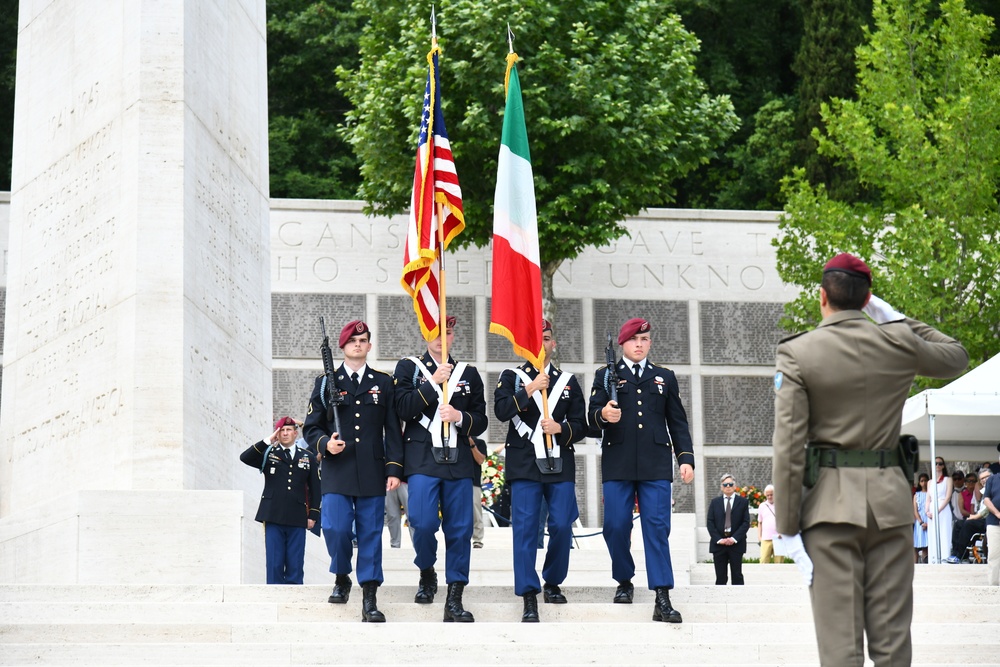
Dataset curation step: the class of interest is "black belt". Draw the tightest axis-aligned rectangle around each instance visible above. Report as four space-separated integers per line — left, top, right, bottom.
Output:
816 448 901 469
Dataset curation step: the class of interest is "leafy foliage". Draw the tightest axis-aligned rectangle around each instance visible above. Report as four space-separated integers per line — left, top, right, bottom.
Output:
777 0 1000 377
267 0 363 199
338 0 738 275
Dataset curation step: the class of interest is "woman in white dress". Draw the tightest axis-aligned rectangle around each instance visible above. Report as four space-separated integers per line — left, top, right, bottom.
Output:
926 458 954 563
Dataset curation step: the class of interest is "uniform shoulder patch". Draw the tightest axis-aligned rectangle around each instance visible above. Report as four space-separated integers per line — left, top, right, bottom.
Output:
774 371 783 391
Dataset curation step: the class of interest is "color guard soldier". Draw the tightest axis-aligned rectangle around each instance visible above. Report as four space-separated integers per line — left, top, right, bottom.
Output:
494 319 587 622
773 253 968 665
393 315 488 623
239 417 320 585
588 317 695 623
304 320 403 623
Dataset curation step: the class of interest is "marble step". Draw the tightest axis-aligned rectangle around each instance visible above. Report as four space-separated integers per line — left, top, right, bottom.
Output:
0 630 988 667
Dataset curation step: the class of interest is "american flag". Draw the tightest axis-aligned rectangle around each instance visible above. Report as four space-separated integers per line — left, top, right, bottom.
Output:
401 47 465 342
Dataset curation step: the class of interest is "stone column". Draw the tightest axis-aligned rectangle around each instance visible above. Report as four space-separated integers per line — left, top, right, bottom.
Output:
0 0 271 583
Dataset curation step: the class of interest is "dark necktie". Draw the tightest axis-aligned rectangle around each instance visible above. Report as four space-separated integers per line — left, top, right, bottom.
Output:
351 372 360 389
724 497 732 532
632 363 641 379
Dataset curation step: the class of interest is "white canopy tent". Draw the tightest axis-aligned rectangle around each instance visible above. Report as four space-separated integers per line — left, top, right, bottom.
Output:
900 353 1000 561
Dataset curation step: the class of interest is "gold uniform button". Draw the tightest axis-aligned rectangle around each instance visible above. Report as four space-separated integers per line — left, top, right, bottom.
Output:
638 424 644 429
638 412 643 417
637 389 642 394
287 486 292 490
356 400 361 405
637 401 642 406
355 413 361 418
355 425 361 430
355 438 361 443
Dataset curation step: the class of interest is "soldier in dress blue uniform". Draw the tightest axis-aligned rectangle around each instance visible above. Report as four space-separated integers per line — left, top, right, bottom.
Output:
494 319 587 622
393 315 488 623
240 416 320 585
304 320 403 623
588 317 695 623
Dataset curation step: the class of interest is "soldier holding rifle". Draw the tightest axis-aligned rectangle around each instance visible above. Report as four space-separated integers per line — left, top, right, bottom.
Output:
588 318 695 623
304 319 402 623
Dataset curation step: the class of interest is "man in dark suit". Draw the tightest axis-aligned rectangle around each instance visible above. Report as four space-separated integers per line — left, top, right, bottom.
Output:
304 320 402 622
494 319 587 622
707 473 750 585
393 315 488 622
773 253 968 665
240 416 320 585
588 317 695 623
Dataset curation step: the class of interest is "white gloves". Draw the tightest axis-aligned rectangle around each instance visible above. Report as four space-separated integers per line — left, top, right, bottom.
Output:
779 533 814 586
863 294 905 323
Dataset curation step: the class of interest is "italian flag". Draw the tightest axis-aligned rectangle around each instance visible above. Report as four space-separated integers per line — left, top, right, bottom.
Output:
489 54 544 369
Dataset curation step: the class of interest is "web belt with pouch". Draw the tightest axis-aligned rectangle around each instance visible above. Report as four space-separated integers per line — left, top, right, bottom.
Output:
805 435 919 488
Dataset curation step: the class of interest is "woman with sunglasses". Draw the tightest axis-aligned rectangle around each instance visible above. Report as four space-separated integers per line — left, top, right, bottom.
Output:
927 458 955 563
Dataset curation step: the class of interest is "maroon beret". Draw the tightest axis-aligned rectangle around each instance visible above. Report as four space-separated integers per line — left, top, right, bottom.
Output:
339 320 370 348
618 318 651 345
541 318 553 333
445 315 457 329
273 416 298 430
823 253 872 285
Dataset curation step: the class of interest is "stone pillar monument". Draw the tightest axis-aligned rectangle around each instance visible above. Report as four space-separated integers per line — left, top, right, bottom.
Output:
0 1 271 583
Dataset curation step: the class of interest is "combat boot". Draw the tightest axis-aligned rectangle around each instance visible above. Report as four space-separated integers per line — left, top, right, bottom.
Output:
328 574 352 604
414 567 438 604
361 581 385 623
442 582 475 622
652 586 682 623
521 591 540 622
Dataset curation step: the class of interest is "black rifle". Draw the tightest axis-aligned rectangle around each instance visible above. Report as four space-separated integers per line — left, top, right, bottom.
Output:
605 332 620 405
319 317 344 450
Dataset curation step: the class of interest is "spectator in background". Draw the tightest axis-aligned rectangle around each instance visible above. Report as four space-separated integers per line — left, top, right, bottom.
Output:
948 468 992 563
983 444 1000 585
385 481 412 549
757 484 783 563
928 458 955 563
707 473 750 584
471 436 487 549
951 471 969 522
913 473 930 564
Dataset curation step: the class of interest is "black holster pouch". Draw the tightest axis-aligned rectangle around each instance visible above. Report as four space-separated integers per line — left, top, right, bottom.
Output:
897 434 919 481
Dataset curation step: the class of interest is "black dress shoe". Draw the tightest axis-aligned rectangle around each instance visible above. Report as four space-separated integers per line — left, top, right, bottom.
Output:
328 574 352 604
652 586 682 623
613 580 634 604
542 583 567 604
414 567 438 604
521 591 540 622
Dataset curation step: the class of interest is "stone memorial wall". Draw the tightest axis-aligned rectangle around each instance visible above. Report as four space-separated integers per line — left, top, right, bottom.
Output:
267 200 792 531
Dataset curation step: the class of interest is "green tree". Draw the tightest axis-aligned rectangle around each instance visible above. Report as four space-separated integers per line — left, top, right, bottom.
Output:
793 0 872 200
777 0 1000 376
267 0 362 199
338 0 738 307
670 0 803 209
0 0 18 192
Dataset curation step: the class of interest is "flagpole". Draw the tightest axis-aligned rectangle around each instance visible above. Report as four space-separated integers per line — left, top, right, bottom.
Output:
437 201 450 444
430 8 451 445
535 351 555 469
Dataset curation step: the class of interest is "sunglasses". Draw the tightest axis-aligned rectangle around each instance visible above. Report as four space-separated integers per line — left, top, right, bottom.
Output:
935 462 944 466
722 482 735 488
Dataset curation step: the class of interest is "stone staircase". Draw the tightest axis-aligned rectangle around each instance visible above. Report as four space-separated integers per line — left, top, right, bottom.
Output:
1 515 996 666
